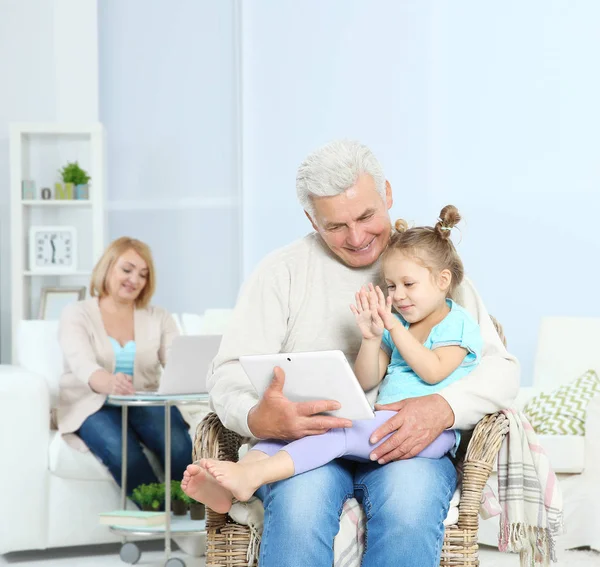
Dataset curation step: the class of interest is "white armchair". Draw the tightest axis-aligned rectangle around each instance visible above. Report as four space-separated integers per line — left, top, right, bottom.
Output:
478 317 600 551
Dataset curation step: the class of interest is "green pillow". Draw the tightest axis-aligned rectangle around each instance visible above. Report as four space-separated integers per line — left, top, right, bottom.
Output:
523 369 600 435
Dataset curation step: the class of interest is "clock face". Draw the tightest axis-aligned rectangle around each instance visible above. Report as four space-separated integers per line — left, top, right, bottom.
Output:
34 230 74 267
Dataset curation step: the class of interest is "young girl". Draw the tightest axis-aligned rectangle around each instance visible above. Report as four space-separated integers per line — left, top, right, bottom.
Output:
182 205 482 514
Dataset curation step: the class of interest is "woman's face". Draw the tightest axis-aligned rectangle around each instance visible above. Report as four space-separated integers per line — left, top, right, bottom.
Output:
106 248 148 303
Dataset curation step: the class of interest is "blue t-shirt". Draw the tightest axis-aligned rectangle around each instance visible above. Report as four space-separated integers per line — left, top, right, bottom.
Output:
377 299 482 406
109 337 136 376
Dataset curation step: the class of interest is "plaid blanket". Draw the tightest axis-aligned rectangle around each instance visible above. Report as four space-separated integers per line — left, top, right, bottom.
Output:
497 408 564 566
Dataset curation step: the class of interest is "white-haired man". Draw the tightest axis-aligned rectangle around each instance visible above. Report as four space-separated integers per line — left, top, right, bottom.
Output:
195 140 519 566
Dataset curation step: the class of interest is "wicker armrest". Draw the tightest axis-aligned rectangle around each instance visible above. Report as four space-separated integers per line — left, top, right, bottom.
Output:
193 412 243 463
457 412 509 530
193 413 258 565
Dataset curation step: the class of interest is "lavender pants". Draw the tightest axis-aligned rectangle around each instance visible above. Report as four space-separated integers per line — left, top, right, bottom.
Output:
252 410 456 475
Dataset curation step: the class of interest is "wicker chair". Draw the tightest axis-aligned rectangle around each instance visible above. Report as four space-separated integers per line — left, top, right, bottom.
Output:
193 317 510 567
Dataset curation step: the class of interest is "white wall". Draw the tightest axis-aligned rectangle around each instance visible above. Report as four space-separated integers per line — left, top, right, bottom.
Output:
98 0 242 317
0 0 98 362
3 1 599 381
241 0 600 385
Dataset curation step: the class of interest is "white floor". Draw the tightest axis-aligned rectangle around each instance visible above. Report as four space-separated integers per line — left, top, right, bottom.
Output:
1 543 599 566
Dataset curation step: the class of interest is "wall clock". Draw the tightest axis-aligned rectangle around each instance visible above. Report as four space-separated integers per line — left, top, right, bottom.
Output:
29 226 77 273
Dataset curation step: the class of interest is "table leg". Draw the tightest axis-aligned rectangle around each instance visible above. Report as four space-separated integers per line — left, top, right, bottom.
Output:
121 405 128 544
165 402 172 559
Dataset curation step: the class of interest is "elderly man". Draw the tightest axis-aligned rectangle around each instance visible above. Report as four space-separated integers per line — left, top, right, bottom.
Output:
200 140 519 566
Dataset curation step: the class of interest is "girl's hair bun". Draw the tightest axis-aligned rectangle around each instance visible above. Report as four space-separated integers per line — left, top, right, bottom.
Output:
394 218 409 233
435 205 461 239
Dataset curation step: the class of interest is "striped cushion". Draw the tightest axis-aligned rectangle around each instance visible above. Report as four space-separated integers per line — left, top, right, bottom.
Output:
523 369 600 435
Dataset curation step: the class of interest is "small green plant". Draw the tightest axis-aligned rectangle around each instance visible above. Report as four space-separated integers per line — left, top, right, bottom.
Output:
131 483 164 511
59 161 91 185
170 480 187 502
152 483 165 510
131 484 154 509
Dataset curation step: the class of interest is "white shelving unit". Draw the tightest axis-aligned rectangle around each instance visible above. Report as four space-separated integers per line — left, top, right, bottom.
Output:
10 123 107 361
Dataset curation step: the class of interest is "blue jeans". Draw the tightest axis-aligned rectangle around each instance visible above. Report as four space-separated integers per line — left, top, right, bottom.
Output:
255 456 457 567
77 405 192 496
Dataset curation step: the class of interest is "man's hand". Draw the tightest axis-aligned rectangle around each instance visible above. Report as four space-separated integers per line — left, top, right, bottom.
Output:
247 367 353 440
368 394 455 463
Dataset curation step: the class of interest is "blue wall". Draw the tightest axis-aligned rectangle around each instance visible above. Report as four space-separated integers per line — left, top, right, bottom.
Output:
241 1 600 384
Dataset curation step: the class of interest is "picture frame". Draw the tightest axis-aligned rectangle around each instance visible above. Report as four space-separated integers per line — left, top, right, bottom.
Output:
38 287 86 320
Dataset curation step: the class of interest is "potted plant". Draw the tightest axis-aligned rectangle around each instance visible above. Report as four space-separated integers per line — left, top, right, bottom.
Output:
153 482 165 511
170 480 188 516
132 484 156 512
58 161 91 199
131 483 164 512
183 492 205 520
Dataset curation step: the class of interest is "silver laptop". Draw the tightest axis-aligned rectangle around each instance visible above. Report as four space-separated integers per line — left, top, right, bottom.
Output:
156 335 222 395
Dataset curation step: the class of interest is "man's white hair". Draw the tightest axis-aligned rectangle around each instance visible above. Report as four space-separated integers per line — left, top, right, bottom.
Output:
296 140 386 217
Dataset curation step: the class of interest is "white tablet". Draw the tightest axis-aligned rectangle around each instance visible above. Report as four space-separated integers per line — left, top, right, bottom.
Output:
239 350 375 421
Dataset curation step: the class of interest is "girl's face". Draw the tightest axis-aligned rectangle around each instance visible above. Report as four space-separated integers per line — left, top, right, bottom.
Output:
106 248 148 304
382 250 451 324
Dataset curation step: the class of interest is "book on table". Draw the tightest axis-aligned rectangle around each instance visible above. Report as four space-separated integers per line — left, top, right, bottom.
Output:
98 510 166 527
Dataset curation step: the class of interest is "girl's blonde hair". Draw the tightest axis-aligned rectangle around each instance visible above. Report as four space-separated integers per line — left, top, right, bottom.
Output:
383 205 464 297
90 237 156 309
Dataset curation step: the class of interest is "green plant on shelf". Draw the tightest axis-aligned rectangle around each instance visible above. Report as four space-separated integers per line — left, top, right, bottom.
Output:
131 484 154 509
170 480 187 502
131 483 164 511
58 161 91 185
153 482 165 510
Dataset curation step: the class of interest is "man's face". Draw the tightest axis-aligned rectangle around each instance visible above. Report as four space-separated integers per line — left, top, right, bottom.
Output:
306 174 393 268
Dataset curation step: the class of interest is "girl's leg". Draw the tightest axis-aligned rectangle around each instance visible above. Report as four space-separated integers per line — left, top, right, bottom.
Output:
203 428 349 502
201 410 457 505
251 439 289 457
344 410 457 460
416 430 457 458
181 440 283 512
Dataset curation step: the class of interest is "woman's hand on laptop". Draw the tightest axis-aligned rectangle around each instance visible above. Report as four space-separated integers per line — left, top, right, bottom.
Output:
247 366 353 441
112 373 135 395
88 369 135 395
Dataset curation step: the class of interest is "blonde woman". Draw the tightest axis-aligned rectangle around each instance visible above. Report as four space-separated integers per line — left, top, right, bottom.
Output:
57 237 192 496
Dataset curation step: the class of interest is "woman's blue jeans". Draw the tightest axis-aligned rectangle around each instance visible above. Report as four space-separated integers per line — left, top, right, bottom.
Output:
77 405 192 496
255 455 457 567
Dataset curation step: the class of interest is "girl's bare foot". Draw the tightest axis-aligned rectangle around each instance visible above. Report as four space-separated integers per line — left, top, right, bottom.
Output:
203 459 262 503
181 461 233 514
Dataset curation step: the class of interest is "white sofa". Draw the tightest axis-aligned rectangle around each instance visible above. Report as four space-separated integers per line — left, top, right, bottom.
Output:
0 310 231 555
478 316 600 551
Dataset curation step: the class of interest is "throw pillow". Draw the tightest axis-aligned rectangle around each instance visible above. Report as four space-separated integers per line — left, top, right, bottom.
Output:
523 369 600 435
